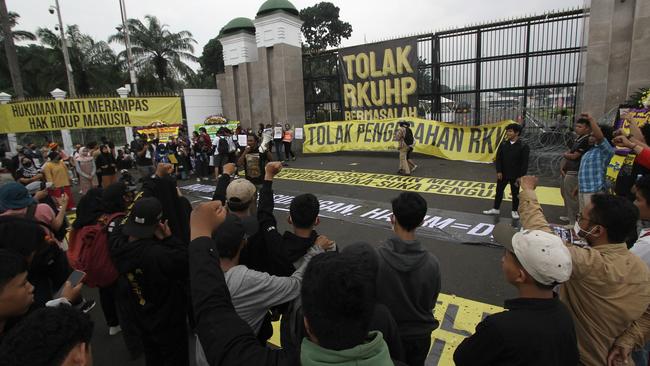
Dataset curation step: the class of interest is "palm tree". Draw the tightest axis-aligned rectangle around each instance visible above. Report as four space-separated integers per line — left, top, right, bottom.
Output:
37 25 123 94
0 3 26 98
0 12 35 42
109 15 198 90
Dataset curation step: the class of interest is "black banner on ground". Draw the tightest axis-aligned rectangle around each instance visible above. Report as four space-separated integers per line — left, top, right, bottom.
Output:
338 37 419 121
180 184 510 246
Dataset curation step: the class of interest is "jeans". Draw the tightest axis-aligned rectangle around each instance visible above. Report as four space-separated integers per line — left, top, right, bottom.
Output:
494 178 520 211
273 139 283 161
283 141 295 159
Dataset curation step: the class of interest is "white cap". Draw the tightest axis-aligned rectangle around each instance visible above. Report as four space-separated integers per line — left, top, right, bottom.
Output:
493 223 572 285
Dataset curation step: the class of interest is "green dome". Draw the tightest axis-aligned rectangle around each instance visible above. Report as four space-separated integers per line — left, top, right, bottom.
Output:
220 17 255 35
256 0 299 17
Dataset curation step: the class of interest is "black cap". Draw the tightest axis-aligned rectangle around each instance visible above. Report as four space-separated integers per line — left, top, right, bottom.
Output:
122 197 162 239
213 214 258 246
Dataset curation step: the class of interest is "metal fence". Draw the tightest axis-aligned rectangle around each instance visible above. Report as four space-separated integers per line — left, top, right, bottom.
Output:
303 8 588 127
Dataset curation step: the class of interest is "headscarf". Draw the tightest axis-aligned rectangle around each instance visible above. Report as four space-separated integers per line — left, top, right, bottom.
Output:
75 147 94 162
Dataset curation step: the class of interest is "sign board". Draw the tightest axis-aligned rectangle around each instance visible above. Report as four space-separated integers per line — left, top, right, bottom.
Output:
338 37 418 121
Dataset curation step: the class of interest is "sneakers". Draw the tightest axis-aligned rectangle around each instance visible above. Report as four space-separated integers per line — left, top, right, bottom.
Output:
483 208 500 215
196 178 201 182
109 326 122 336
559 216 570 223
291 157 296 161
411 164 418 172
511 211 520 220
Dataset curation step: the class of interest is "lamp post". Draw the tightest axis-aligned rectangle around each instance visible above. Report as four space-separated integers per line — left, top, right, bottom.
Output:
49 0 76 97
118 0 138 96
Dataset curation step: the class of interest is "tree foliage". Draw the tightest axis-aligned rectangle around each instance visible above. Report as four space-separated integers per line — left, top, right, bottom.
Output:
0 12 35 42
199 37 224 77
300 2 352 53
109 15 198 91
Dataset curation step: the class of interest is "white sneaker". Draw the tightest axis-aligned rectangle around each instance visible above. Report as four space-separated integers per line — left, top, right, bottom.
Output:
511 211 520 220
483 208 500 215
411 164 418 172
196 178 201 182
559 216 570 223
109 326 122 336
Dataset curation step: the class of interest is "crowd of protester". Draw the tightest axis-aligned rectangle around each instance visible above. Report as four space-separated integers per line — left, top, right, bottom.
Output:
1 112 650 366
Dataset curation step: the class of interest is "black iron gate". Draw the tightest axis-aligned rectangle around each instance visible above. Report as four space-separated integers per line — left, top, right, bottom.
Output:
303 8 588 127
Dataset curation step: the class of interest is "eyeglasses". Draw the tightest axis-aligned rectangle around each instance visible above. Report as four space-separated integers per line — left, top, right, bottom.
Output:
576 212 601 226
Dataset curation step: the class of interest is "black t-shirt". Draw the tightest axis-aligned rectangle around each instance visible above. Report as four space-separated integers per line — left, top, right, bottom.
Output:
565 135 590 172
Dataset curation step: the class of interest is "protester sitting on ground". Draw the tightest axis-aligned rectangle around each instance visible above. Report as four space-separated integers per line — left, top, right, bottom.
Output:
376 191 441 366
453 221 578 365
577 113 615 210
0 182 68 240
483 122 529 219
15 156 43 186
0 305 93 366
194 213 332 366
341 242 406 362
109 197 190 366
189 200 400 366
517 175 650 366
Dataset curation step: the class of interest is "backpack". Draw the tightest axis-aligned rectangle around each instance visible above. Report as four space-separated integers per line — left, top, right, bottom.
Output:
217 137 229 155
404 126 414 146
67 212 124 288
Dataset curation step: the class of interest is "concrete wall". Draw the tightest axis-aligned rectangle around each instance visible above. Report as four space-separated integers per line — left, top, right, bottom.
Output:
183 89 223 132
582 0 650 118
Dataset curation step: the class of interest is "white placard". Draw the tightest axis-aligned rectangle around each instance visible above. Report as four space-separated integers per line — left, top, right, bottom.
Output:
238 135 248 146
295 128 304 140
273 127 283 139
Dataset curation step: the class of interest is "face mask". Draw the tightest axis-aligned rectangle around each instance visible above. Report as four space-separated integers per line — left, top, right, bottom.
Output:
574 221 597 238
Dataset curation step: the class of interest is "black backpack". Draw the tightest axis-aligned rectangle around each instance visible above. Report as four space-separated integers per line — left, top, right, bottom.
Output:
404 127 414 146
217 137 229 154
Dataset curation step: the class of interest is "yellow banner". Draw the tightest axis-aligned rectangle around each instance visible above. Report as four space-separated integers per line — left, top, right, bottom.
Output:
303 118 511 163
136 126 181 143
0 97 182 133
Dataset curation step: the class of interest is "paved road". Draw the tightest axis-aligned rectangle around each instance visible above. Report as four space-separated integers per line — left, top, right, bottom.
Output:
86 151 565 365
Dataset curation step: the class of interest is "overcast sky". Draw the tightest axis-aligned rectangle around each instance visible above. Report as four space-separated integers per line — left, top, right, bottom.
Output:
8 0 585 69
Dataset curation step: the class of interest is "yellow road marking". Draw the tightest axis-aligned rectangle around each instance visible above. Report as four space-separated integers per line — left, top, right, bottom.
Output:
272 168 563 206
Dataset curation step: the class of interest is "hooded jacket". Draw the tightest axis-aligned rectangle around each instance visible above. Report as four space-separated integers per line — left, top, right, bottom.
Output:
300 331 393 366
376 236 441 339
110 229 188 335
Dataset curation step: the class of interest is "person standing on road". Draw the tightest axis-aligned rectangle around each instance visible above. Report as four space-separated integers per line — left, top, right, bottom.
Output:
282 123 296 162
577 113 615 211
395 121 414 176
454 222 578 366
42 151 75 211
559 117 591 226
483 123 529 219
376 192 441 366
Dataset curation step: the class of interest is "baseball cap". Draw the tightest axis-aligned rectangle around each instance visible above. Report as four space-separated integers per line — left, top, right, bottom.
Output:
0 182 36 209
493 223 572 285
226 179 256 209
122 197 162 239
213 214 258 246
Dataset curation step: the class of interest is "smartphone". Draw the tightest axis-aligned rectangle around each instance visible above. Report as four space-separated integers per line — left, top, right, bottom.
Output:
54 270 86 298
